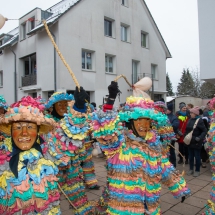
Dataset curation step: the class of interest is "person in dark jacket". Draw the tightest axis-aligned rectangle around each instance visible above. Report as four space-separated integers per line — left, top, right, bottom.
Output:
185 106 207 177
199 109 209 168
167 103 179 168
176 103 190 164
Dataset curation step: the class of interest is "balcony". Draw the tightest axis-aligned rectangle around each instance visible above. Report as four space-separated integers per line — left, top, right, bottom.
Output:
22 74 37 87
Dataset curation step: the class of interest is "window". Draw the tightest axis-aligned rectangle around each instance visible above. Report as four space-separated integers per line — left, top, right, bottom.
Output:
28 92 37 98
151 64 158 79
104 19 112 37
122 0 128 6
141 32 148 48
21 22 26 40
105 55 114 73
29 17 35 31
121 25 127 42
121 24 130 42
0 71 3 87
132 61 139 84
82 50 94 70
22 53 36 76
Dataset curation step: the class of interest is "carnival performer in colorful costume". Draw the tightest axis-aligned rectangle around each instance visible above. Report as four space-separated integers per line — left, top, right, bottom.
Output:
203 97 215 215
0 96 60 215
92 80 190 215
0 95 9 141
45 88 96 215
45 91 99 190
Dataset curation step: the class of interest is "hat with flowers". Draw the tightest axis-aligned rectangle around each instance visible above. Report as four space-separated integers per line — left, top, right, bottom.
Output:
0 96 55 135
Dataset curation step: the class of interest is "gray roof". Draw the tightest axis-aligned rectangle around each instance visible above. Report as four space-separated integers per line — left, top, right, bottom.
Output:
0 27 19 50
28 0 81 35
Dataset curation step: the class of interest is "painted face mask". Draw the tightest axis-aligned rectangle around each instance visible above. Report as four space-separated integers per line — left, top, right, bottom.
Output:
132 118 151 137
12 122 38 150
54 100 68 116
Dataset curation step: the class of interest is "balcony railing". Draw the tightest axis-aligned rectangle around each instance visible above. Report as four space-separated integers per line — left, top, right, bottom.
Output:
133 73 153 84
22 74 37 87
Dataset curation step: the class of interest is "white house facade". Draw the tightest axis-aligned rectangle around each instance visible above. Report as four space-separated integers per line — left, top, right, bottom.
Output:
0 0 171 106
198 0 215 84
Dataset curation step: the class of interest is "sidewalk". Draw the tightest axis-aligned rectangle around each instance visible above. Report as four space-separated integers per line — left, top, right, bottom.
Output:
60 156 212 215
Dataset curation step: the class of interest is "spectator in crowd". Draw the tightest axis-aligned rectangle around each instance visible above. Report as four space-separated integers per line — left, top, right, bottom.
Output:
166 103 179 168
199 109 210 168
176 102 190 164
186 106 207 177
187 103 194 110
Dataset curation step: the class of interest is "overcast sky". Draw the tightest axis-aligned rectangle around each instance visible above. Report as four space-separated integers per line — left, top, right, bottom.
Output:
0 0 199 91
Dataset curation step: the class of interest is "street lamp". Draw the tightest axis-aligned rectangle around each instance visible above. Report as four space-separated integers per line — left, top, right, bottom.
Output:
0 14 8 29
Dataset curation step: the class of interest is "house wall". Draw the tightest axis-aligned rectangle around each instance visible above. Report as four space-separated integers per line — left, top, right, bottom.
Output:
198 0 215 83
0 0 169 107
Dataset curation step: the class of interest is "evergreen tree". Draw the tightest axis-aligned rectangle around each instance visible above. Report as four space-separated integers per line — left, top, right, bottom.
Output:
166 73 174 96
199 82 215 99
177 68 195 96
186 69 196 96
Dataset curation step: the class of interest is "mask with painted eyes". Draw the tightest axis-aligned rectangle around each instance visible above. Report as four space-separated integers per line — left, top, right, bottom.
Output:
54 100 68 116
12 122 38 150
132 118 151 137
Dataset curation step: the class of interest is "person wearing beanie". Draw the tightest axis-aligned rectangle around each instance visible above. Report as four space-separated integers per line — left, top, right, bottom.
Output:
185 106 207 177
176 102 190 164
166 103 179 168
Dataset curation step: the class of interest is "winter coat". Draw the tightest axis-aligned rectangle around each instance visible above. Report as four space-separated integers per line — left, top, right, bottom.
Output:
176 111 190 144
167 113 179 134
184 118 207 149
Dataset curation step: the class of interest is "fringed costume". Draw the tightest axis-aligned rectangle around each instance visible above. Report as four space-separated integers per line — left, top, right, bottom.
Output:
46 100 93 215
92 95 190 215
0 96 60 215
203 98 215 215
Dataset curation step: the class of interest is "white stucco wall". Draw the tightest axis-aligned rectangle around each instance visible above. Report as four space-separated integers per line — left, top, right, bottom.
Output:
198 0 215 83
1 0 169 106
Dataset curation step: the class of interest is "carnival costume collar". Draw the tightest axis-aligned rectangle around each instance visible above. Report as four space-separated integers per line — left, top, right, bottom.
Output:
9 136 44 178
60 101 90 140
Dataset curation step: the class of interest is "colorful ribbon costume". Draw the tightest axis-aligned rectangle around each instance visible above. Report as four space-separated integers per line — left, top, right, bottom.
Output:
92 96 190 215
0 96 60 215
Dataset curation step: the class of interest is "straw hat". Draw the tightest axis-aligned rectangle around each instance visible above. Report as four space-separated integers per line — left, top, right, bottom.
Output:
0 96 56 135
45 92 74 109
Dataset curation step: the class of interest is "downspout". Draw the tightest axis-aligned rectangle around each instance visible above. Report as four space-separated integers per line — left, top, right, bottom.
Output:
9 47 17 102
50 31 57 92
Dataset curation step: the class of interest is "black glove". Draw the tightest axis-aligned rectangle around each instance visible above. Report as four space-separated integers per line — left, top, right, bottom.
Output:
108 81 120 99
74 86 90 109
181 196 186 203
195 137 200 142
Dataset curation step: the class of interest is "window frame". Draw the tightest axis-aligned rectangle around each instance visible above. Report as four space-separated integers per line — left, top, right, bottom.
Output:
121 0 128 7
82 49 94 71
104 19 112 37
141 31 149 48
151 64 158 80
121 23 130 42
21 22 27 40
28 16 35 32
104 17 115 38
132 60 140 84
105 54 115 74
